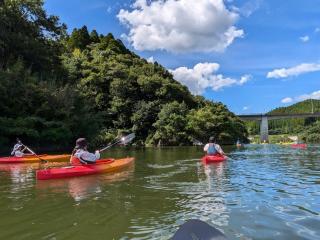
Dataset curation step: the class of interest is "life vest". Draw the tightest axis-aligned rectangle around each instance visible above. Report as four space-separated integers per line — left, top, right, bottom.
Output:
70 156 81 165
207 144 218 155
70 156 95 165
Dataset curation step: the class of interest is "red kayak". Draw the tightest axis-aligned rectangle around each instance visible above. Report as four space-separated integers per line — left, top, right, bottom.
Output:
36 157 134 180
202 154 227 164
291 144 307 149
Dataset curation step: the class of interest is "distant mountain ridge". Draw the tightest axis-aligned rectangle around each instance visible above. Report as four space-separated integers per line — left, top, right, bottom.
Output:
269 99 320 114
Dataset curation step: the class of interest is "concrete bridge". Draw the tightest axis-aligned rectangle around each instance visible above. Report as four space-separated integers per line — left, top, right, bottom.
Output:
238 112 320 142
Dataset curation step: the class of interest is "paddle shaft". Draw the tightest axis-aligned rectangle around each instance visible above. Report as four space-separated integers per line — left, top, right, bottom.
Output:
21 144 48 163
99 133 135 153
99 140 121 152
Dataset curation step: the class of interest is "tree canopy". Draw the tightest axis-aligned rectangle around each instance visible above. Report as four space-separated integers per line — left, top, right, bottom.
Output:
0 0 248 152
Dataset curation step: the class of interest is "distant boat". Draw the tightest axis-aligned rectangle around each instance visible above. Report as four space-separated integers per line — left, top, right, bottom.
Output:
291 143 307 149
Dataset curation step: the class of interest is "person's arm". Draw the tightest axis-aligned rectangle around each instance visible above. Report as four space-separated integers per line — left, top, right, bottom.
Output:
94 150 100 160
215 144 225 155
203 144 209 152
21 147 28 153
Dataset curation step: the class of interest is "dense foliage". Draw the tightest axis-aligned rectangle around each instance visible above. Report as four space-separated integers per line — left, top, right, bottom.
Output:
0 0 247 151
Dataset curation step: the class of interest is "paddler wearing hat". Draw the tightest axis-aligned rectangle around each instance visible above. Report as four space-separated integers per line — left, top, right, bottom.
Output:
71 138 100 164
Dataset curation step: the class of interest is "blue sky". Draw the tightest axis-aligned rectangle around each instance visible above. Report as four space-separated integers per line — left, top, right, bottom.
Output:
44 0 320 114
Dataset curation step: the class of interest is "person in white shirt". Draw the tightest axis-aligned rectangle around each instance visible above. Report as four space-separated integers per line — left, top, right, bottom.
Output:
73 138 100 164
11 139 28 157
203 137 225 156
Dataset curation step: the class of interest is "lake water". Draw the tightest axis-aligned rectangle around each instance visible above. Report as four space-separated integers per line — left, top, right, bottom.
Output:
0 145 319 239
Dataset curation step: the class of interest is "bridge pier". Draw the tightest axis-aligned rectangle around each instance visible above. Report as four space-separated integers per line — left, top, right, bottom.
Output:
238 112 320 143
260 116 268 142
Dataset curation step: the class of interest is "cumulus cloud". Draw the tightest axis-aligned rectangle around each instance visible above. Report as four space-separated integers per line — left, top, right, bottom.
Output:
281 90 320 104
281 97 293 104
297 90 320 101
170 62 251 94
267 63 320 79
117 0 244 53
300 35 309 42
243 106 249 110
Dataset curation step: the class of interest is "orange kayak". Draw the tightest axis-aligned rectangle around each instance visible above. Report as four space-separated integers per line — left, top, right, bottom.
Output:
36 157 135 180
0 154 70 164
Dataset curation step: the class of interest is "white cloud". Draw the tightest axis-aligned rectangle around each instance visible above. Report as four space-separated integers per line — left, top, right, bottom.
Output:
281 90 320 104
243 106 249 110
300 35 309 42
315 28 320 33
267 63 320 79
147 56 155 63
170 62 251 94
281 97 293 104
117 0 244 53
297 90 320 101
235 0 262 17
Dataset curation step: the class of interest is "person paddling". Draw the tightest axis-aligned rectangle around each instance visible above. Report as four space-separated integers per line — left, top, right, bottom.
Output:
11 138 32 157
204 137 225 156
236 139 242 147
71 138 100 165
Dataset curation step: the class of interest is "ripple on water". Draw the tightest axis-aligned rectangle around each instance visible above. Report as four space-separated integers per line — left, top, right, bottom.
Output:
0 145 320 239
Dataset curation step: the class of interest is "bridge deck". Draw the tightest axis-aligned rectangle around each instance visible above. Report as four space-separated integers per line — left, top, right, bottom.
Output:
238 112 320 120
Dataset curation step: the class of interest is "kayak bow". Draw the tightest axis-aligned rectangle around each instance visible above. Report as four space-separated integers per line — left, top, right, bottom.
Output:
173 219 227 240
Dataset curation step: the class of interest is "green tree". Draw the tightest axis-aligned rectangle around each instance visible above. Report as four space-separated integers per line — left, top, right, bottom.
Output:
0 0 65 72
150 102 190 146
67 26 91 50
187 102 247 144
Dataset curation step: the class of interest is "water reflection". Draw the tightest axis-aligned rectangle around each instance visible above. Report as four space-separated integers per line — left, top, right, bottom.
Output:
0 146 319 240
0 163 36 186
36 165 134 202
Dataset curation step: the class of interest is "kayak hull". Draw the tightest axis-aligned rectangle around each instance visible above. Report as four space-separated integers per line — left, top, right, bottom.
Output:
0 154 70 164
291 144 307 149
36 157 135 180
202 154 227 164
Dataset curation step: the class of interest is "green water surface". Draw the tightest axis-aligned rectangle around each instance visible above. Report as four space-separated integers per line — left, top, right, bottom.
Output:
0 145 319 239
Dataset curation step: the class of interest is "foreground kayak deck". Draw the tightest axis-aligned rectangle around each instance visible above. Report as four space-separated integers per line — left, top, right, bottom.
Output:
0 154 70 164
173 219 227 240
202 154 227 164
36 157 135 180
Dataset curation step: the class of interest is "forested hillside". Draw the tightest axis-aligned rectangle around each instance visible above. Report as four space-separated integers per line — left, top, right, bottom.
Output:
246 99 320 142
0 0 247 151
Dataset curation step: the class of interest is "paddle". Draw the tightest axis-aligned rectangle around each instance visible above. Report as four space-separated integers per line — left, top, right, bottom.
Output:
99 133 135 153
20 143 48 163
